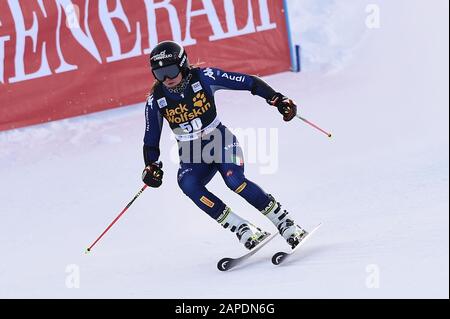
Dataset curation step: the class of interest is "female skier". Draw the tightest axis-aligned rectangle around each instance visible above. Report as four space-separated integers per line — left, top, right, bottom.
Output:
142 41 308 250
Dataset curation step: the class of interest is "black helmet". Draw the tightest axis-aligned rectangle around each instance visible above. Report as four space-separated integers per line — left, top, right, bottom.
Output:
149 41 189 81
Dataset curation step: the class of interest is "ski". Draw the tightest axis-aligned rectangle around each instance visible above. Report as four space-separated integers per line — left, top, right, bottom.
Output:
217 233 278 272
272 223 323 266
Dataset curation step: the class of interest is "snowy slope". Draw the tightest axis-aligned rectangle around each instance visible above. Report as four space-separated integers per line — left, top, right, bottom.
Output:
0 0 448 298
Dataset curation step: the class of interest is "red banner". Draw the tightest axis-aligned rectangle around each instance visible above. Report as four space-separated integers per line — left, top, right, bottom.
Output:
0 0 291 131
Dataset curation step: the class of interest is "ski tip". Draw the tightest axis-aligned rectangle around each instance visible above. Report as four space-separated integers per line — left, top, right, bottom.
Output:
217 258 233 272
272 252 286 265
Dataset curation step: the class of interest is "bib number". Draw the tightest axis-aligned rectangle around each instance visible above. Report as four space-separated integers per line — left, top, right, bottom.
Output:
180 118 203 133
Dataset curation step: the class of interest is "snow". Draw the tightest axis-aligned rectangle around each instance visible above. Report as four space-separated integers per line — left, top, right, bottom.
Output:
0 0 448 298
287 0 371 72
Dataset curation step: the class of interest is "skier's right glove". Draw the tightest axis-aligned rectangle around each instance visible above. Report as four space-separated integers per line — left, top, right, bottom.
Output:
267 92 297 122
142 162 164 188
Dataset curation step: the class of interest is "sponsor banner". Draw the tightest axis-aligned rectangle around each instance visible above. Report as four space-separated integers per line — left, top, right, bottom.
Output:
0 0 291 131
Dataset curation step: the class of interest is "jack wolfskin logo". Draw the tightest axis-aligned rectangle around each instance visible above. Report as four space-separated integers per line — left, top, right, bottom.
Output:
193 92 207 108
164 102 211 124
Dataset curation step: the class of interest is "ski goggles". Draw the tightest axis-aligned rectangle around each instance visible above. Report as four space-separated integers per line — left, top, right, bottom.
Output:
152 64 181 82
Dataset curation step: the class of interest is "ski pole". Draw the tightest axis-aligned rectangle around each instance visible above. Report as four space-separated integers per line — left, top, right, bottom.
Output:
271 99 332 138
296 115 332 138
85 184 148 254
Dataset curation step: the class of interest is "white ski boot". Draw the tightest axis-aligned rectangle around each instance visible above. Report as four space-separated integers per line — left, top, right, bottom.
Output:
261 195 308 249
277 219 308 249
217 207 270 250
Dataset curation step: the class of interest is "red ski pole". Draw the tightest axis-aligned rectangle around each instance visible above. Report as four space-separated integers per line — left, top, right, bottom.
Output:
296 115 333 138
85 184 148 254
270 99 332 138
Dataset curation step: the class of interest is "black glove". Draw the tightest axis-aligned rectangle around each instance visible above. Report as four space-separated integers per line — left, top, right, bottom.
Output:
267 93 297 122
142 162 164 188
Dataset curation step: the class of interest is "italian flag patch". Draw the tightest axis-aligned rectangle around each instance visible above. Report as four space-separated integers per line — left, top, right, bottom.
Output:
232 155 244 166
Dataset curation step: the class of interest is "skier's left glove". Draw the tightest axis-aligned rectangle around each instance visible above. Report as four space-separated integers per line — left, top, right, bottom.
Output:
142 161 164 188
267 93 297 122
